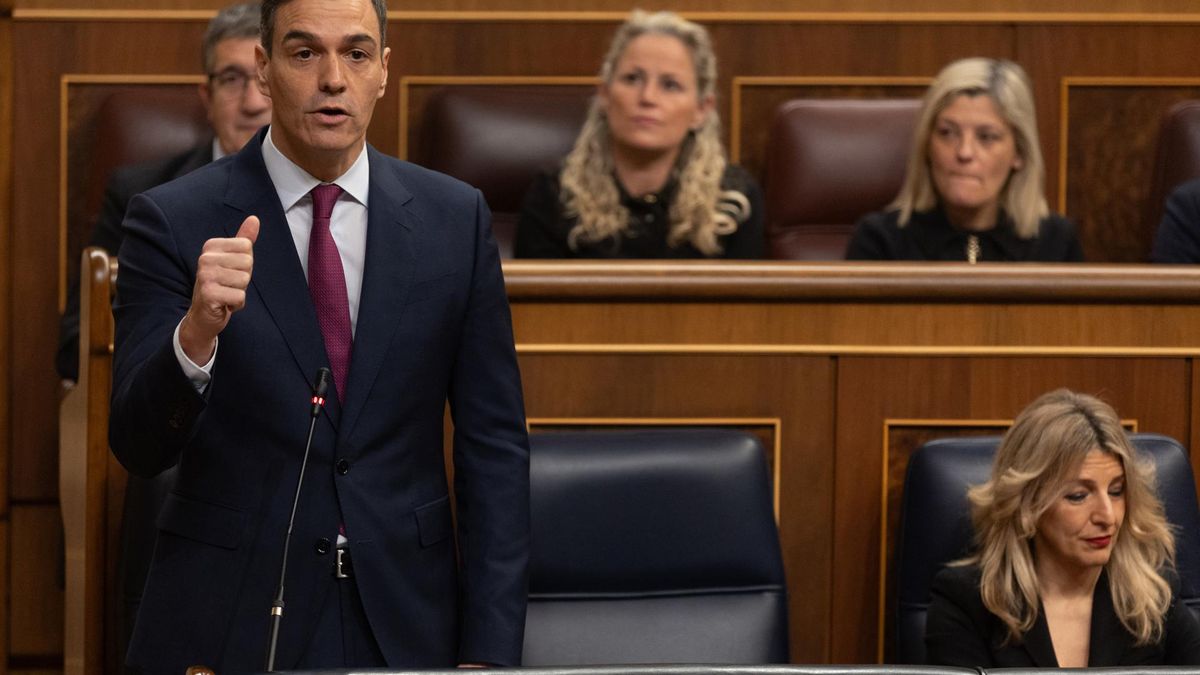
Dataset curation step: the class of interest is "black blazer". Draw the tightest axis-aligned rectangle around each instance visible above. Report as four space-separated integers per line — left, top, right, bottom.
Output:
514 164 765 259
846 208 1084 262
56 141 213 381
926 565 1200 667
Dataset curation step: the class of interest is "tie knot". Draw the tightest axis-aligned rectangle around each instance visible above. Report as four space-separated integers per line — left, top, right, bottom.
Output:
311 183 344 221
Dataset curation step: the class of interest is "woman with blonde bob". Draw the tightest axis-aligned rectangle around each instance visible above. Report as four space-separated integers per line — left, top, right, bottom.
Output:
514 10 763 258
847 58 1082 262
926 389 1200 666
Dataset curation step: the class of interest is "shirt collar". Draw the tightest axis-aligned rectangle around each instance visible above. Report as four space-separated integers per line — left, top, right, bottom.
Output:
212 137 226 162
261 125 370 210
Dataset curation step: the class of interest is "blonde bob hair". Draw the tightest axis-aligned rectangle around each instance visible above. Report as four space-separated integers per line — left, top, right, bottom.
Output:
892 57 1048 238
962 389 1175 646
559 10 750 255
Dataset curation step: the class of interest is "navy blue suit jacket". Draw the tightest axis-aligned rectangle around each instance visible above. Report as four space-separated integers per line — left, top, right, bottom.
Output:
109 129 530 673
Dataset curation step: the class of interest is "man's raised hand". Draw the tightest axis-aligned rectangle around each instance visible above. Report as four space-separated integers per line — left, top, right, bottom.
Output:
179 215 259 364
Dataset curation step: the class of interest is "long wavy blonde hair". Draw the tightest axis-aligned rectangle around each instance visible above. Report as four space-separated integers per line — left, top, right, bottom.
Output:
560 10 749 255
893 57 1049 238
962 389 1175 646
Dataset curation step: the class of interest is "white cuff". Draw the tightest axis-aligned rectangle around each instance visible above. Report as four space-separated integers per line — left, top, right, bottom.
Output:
173 319 216 393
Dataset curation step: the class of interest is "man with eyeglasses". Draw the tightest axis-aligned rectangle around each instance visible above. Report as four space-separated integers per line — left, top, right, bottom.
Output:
54 2 269 667
57 1 270 384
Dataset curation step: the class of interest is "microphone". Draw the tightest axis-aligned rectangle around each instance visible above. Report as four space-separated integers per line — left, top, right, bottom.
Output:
265 367 331 672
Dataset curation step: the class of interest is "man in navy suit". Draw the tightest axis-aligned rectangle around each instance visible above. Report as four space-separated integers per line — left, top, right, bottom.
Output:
108 0 530 671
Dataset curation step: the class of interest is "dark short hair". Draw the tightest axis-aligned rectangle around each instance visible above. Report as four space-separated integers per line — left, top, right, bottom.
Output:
202 2 262 73
260 0 387 55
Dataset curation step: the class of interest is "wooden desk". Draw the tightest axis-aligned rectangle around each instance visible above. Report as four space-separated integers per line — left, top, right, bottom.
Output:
503 260 1200 664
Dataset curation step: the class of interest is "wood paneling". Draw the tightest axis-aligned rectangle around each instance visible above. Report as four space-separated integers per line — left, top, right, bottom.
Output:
14 2 1200 14
1061 81 1200 262
1 13 12 674
1017 24 1200 262
9 505 64 659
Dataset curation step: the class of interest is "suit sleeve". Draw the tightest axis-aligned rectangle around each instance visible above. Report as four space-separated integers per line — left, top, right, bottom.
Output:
449 190 531 666
108 192 208 478
1152 181 1200 263
925 567 997 668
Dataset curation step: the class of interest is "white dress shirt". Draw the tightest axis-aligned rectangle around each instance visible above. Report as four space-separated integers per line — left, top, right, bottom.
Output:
174 126 371 389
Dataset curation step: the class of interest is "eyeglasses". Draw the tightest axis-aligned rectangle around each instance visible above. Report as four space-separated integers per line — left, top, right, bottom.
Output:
209 69 253 95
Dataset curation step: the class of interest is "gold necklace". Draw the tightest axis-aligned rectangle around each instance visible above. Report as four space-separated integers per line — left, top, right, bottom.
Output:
966 235 981 264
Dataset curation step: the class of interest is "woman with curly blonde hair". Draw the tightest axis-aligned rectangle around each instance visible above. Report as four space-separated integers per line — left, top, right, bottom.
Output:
514 10 762 258
847 58 1082 262
926 389 1200 666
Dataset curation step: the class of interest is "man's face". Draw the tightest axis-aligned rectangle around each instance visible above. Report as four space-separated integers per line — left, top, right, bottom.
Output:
199 36 272 156
255 0 390 180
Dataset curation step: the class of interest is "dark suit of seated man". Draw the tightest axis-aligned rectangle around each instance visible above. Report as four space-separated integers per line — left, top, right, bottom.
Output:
108 0 530 671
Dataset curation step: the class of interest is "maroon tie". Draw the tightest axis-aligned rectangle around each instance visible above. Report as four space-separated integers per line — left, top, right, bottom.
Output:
308 183 351 402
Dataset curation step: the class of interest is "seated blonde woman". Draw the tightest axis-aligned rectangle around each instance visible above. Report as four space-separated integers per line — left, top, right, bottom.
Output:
847 58 1082 262
926 389 1200 666
514 10 763 259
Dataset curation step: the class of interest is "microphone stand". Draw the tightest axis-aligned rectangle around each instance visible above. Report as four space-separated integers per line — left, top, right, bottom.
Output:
265 367 331 672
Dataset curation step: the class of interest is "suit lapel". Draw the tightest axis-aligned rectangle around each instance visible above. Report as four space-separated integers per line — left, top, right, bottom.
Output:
338 148 416 440
1088 571 1129 666
1022 602 1061 667
222 130 342 425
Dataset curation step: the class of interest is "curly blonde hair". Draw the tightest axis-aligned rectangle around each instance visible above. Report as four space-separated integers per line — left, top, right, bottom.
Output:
963 389 1175 646
893 57 1049 238
560 10 749 255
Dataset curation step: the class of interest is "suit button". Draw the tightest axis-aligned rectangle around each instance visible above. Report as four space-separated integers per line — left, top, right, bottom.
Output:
315 538 331 555
336 459 350 475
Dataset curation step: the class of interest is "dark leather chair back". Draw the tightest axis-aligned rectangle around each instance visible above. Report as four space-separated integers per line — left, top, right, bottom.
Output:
414 86 592 258
764 98 921 260
1147 100 1200 252
82 88 208 239
524 429 789 665
894 433 1200 665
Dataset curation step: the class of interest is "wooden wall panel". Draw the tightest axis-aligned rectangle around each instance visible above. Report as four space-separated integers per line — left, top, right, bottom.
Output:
13 1 1200 13
829 356 1191 663
517 352 836 662
1018 24 1200 261
9 505 63 666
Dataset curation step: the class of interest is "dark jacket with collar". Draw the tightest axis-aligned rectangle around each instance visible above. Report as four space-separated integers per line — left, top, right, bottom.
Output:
845 208 1084 262
926 564 1200 667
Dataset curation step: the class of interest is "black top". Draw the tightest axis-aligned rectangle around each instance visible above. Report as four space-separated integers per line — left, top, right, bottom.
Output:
846 208 1084 262
1152 177 1200 263
926 565 1200 667
514 164 765 259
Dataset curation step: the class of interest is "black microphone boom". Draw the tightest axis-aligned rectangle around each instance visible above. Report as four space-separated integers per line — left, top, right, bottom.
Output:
264 367 331 672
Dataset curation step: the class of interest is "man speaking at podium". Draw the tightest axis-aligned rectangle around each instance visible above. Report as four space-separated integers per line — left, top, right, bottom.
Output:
108 0 530 671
